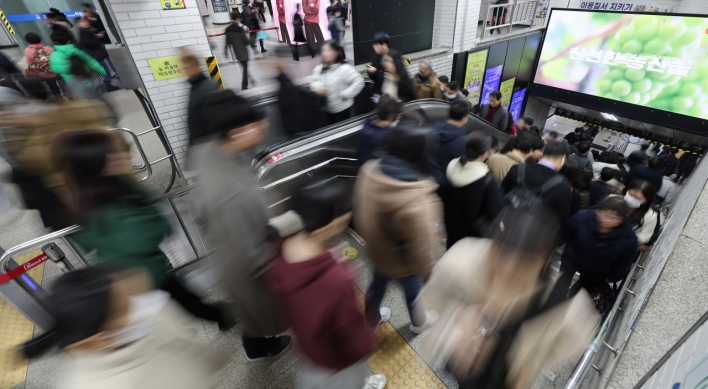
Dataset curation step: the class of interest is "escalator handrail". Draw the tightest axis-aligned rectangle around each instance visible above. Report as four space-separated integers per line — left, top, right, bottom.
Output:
257 157 358 190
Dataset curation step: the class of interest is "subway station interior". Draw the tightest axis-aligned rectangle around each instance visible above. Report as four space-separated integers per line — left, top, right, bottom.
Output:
1 0 708 388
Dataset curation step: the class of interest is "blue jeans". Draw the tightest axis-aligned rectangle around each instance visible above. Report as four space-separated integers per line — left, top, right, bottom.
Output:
100 58 112 84
365 272 423 327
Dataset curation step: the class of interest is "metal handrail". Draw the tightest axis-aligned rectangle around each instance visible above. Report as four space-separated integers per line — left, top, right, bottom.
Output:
0 226 83 273
257 157 359 190
108 126 174 183
480 0 540 39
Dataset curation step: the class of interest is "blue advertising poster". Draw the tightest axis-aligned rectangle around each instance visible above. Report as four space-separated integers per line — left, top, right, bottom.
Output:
509 88 527 124
481 65 503 105
6 10 83 23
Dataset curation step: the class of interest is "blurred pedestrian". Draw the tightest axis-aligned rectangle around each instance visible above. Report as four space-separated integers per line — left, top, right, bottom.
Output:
81 3 111 44
381 50 415 102
430 100 469 186
356 94 401 166
442 131 503 248
49 31 106 84
267 181 386 389
547 196 638 307
625 179 659 251
47 267 222 389
588 167 619 207
53 130 233 331
354 126 443 334
327 6 345 50
292 4 316 61
412 60 443 100
65 55 105 101
487 130 537 184
675 153 699 184
443 81 471 109
250 3 268 53
46 10 77 44
310 41 364 124
660 148 679 176
419 207 599 389
195 90 291 360
569 140 594 169
656 171 676 207
23 33 62 97
180 49 218 148
77 18 118 92
625 152 662 192
224 12 252 90
478 90 508 131
366 32 390 96
254 0 266 23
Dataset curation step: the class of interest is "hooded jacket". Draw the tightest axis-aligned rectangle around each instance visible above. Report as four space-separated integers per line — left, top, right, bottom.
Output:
267 245 375 370
49 43 105 81
355 117 394 167
431 121 466 186
442 159 503 248
354 158 444 278
561 209 638 282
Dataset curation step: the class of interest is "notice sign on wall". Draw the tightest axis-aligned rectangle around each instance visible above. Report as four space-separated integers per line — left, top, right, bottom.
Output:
499 78 515 109
161 0 186 10
211 0 229 13
148 56 184 81
463 50 488 107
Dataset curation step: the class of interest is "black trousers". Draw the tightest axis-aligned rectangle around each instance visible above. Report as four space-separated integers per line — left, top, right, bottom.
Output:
279 22 291 43
546 264 605 309
42 77 62 97
238 60 249 90
291 43 315 61
160 275 222 323
305 22 325 44
327 108 351 125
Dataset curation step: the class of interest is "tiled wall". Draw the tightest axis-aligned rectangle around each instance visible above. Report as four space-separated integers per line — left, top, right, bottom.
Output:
107 0 212 167
677 0 708 14
522 96 552 130
404 52 455 81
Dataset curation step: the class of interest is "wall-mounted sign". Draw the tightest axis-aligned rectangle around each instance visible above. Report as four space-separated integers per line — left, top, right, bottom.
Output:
210 0 229 13
509 88 527 124
148 56 184 81
463 50 488 107
6 10 83 22
481 65 503 105
161 0 186 10
577 0 680 12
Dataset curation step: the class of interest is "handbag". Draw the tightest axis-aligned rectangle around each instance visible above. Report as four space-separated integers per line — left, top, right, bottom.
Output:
591 282 618 313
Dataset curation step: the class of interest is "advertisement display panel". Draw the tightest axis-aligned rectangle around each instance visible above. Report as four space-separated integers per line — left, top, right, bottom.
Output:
534 10 708 120
481 65 503 105
463 50 489 106
499 78 516 109
509 88 527 124
273 0 332 44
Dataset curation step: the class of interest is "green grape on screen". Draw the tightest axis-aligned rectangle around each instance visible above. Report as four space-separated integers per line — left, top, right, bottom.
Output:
588 15 708 119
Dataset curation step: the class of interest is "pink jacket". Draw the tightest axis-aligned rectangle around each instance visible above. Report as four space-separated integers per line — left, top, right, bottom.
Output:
25 44 57 78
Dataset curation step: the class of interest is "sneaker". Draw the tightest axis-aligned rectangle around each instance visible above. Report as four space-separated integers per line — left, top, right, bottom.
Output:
373 307 391 333
246 335 292 361
409 310 439 334
363 374 386 389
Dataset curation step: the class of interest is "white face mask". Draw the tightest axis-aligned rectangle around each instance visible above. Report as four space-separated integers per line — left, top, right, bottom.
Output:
445 92 457 99
624 193 642 209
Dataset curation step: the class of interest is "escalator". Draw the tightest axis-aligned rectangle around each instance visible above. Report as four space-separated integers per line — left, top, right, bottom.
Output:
251 98 513 215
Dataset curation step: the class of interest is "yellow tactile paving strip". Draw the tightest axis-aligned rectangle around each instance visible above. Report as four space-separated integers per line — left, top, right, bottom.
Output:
0 250 45 389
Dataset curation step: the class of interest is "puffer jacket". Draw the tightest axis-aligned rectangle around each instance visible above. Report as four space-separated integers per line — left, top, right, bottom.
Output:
49 43 105 81
310 62 365 114
354 158 444 278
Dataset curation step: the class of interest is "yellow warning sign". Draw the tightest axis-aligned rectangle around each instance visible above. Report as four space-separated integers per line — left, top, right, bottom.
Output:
342 246 358 260
160 0 186 10
148 55 184 81
205 56 224 90
0 8 15 35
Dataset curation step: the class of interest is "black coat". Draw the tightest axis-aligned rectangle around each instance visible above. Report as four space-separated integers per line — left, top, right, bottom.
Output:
187 73 219 145
395 70 416 102
431 122 466 186
588 180 615 207
277 73 327 136
661 153 679 175
369 53 385 95
561 209 638 282
293 13 307 42
625 165 663 192
442 172 503 248
79 28 108 61
678 153 699 174
500 163 573 223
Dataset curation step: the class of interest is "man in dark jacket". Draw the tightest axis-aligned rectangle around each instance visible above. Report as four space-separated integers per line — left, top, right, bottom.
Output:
588 167 618 207
547 196 638 307
431 100 468 186
442 81 471 109
366 32 390 96
625 152 663 191
661 148 679 176
479 90 509 131
501 141 573 223
569 141 594 169
224 12 251 90
181 49 218 147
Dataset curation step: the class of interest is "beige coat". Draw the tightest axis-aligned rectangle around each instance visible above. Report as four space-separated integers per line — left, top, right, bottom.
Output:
419 238 600 389
68 301 221 389
194 140 286 337
487 151 525 185
411 74 443 100
353 160 444 278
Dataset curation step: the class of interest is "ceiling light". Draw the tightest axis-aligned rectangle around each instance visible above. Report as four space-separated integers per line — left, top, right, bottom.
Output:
601 112 618 121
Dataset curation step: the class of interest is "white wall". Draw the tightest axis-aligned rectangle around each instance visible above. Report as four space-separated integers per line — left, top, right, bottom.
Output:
107 0 213 167
405 52 455 81
677 0 708 14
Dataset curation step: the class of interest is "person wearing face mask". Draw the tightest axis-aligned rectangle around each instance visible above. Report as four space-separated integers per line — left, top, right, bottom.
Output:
478 90 509 131
546 195 638 307
443 81 471 109
47 267 221 389
500 142 573 223
442 132 503 248
487 130 539 184
356 95 402 167
625 180 659 252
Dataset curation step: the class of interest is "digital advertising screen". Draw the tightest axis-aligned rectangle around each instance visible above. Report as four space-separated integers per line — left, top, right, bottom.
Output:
509 88 527 124
481 65 503 105
273 0 332 44
463 50 489 106
499 78 516 109
534 10 708 120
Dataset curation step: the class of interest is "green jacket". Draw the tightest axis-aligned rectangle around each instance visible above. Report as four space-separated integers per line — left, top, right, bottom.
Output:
72 193 173 287
49 43 106 81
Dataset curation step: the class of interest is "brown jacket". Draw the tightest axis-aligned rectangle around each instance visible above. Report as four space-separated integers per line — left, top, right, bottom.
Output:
353 160 444 278
487 151 525 185
412 74 443 100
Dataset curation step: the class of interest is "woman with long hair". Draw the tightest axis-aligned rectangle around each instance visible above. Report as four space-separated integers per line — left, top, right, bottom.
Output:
53 130 231 330
381 49 416 102
442 131 503 248
310 40 364 124
624 179 659 251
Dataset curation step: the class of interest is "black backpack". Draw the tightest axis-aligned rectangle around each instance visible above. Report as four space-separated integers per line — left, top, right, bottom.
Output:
503 164 566 215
